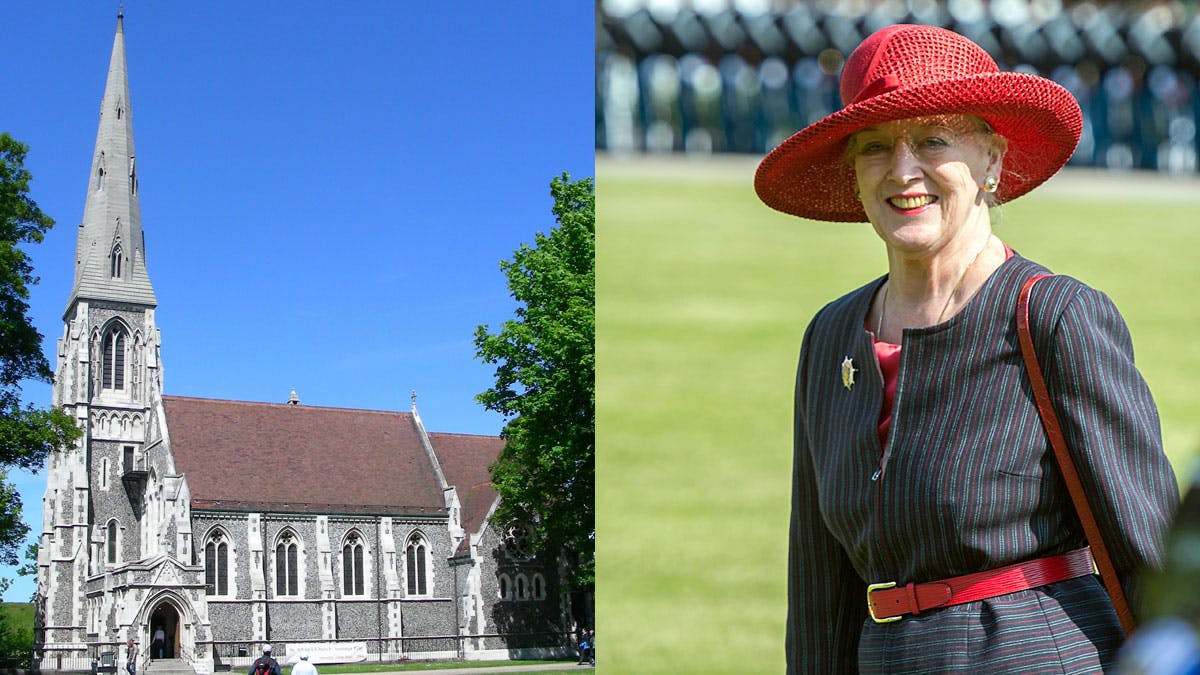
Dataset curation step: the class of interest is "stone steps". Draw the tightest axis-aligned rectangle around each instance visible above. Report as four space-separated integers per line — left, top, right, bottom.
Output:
144 658 196 675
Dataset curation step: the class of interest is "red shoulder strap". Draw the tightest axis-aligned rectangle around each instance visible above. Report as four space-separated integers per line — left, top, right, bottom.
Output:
1017 273 1135 637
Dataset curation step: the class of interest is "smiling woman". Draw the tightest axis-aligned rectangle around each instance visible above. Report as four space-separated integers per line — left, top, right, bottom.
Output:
848 115 1003 297
753 23 1179 674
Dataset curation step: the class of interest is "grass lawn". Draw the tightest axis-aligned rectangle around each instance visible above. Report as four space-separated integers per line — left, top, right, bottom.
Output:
596 155 1200 674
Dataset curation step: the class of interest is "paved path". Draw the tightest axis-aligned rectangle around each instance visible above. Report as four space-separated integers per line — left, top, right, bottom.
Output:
361 664 591 675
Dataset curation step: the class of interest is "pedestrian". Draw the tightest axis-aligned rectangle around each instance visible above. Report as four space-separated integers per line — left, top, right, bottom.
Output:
151 628 164 660
754 22 1179 673
290 654 316 675
125 638 136 675
575 627 590 665
247 645 280 675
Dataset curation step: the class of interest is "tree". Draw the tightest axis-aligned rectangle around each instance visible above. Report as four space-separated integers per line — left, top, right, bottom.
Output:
474 173 594 589
0 133 80 585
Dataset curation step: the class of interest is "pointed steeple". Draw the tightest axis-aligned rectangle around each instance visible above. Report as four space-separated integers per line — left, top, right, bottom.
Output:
67 11 156 314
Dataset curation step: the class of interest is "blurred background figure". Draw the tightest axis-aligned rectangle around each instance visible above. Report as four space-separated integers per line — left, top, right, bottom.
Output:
597 0 1200 176
1117 467 1200 675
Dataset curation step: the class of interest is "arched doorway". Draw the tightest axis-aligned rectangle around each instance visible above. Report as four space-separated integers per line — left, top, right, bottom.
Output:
149 603 179 660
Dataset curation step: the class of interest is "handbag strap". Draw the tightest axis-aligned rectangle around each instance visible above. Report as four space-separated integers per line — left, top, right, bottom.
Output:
1016 273 1135 636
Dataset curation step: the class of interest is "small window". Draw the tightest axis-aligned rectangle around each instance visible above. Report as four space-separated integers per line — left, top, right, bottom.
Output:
102 326 128 391
532 573 546 600
106 520 119 564
275 531 299 596
110 244 123 278
498 574 510 601
516 574 527 601
406 533 428 596
205 531 229 596
100 458 109 489
342 533 365 596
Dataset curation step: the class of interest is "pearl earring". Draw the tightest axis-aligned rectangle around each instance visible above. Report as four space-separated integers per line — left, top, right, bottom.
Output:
983 175 999 193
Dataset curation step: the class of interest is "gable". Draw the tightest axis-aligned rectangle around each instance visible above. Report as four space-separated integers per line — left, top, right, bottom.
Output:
428 432 503 546
164 396 445 515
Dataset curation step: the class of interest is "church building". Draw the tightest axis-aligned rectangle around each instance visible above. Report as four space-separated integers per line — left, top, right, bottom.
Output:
35 14 566 673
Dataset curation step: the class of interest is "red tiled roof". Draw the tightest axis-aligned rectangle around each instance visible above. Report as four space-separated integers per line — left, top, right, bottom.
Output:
428 432 502 553
163 396 446 515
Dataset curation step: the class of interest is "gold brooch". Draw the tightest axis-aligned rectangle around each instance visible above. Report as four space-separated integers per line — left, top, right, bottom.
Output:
841 356 857 390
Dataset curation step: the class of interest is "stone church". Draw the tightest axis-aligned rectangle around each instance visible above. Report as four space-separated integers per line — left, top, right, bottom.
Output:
35 14 567 673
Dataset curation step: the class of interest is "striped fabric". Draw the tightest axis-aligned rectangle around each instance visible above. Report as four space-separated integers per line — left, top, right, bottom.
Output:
787 254 1178 674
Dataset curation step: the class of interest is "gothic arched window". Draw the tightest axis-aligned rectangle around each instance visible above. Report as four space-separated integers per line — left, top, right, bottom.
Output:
275 531 299 596
110 243 123 278
205 530 230 596
498 573 511 601
342 532 365 596
106 520 119 565
405 532 428 596
101 326 128 391
532 572 547 600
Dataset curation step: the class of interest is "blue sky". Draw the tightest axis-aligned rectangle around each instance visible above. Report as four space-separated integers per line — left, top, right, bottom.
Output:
1 3 593 601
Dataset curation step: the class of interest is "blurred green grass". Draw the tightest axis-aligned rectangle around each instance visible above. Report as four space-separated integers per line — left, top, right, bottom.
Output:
596 156 1200 674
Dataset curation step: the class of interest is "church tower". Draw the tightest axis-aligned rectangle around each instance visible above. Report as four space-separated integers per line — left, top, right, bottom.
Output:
38 12 210 671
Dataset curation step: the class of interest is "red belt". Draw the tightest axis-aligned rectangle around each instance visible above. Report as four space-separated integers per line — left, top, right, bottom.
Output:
867 547 1096 623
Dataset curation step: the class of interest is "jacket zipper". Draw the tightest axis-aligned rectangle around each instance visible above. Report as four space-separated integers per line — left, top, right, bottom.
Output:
871 333 905 581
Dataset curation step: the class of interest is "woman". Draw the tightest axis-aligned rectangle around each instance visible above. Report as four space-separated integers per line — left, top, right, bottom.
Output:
125 638 136 675
754 24 1179 673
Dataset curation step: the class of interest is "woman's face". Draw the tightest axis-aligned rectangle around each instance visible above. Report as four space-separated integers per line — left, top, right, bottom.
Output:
851 115 1003 256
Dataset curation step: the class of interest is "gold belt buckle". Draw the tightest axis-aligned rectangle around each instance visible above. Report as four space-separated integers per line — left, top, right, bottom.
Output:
867 581 902 623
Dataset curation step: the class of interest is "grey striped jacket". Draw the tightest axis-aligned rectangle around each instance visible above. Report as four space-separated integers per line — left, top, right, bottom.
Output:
787 254 1178 674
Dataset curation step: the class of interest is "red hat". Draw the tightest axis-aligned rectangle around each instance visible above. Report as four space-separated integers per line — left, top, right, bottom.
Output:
754 24 1083 222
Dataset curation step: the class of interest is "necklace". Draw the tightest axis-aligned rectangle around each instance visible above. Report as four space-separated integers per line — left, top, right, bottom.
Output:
876 283 888 336
876 236 992 337
936 235 992 322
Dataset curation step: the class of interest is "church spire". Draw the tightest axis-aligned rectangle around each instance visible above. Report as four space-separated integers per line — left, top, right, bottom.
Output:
67 10 156 314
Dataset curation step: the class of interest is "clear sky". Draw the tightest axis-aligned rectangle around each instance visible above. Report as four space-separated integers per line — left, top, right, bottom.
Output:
1 3 593 601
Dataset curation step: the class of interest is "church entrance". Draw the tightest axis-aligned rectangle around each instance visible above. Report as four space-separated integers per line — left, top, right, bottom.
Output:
149 603 179 659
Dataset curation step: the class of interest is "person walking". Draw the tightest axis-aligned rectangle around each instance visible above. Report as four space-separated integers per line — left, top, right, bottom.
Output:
575 627 590 665
150 628 164 660
290 654 317 675
125 638 137 675
248 645 280 675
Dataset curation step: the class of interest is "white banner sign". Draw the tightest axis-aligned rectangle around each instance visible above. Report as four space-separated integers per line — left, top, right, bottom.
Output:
283 642 367 665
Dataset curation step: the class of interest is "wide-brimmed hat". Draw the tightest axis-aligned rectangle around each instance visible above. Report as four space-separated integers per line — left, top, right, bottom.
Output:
754 24 1082 222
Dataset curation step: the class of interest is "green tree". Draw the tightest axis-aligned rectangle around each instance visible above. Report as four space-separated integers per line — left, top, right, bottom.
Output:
0 133 80 589
475 173 594 589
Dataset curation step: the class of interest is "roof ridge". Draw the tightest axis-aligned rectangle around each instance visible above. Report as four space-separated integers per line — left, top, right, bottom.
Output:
428 431 503 440
162 394 412 416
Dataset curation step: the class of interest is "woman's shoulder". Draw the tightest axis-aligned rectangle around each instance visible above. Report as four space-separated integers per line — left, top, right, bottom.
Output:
1010 254 1130 342
808 276 883 332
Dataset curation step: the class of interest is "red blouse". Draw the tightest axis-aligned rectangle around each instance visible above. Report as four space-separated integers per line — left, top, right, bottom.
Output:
873 245 1014 446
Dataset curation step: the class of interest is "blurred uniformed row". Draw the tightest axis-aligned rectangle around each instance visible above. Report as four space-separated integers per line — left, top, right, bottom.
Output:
596 0 1200 174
